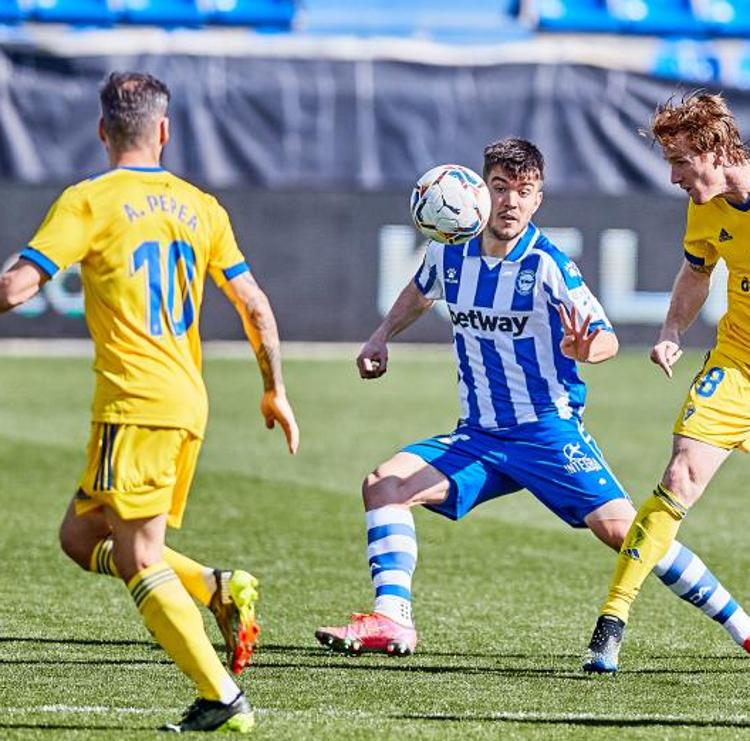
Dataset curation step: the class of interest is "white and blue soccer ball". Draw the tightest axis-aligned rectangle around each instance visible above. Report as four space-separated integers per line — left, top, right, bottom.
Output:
410 164 491 245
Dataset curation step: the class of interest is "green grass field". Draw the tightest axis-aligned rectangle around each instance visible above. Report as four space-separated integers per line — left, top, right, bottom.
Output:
2 347 750 740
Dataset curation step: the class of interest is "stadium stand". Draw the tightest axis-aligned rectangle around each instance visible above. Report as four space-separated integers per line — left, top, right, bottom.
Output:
5 0 297 29
297 0 526 41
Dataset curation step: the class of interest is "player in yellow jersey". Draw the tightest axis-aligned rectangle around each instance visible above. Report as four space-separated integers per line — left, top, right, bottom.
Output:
0 72 299 732
583 91 750 673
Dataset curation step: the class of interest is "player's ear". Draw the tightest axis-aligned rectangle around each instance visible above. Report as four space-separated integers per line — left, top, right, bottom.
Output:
97 117 107 146
159 117 170 147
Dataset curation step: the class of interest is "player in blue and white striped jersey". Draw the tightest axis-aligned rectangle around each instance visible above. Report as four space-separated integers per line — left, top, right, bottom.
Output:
315 138 750 658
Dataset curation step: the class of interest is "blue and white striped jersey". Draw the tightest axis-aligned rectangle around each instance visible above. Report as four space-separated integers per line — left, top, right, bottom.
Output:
413 222 612 430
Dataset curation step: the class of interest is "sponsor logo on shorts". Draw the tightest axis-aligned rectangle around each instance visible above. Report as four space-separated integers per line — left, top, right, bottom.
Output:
562 442 603 475
683 403 696 422
436 433 471 444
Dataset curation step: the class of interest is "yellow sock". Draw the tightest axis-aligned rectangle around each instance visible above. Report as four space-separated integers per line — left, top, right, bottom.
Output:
90 538 119 577
602 484 688 623
163 546 214 606
90 539 214 607
128 562 238 702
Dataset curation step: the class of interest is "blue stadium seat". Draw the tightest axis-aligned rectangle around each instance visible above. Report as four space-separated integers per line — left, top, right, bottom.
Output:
536 0 619 33
695 0 750 36
608 0 707 36
299 0 526 41
31 0 116 26
121 0 204 27
651 39 720 82
728 41 750 86
0 0 22 23
209 0 295 30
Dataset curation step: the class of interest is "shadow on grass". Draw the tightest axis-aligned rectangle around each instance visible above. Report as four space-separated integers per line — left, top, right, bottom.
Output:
0 636 153 648
396 713 750 729
0 723 155 732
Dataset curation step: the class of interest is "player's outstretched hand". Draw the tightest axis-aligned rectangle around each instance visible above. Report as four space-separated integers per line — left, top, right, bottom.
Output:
650 336 683 378
357 338 388 379
558 305 601 362
260 390 299 455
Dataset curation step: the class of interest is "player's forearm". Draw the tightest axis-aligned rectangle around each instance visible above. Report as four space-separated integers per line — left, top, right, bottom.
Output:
239 291 286 393
660 263 711 340
586 330 619 364
371 282 433 343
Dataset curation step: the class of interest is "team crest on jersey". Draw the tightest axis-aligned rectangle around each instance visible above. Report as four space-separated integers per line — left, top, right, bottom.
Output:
515 269 536 296
445 267 459 284
562 442 603 475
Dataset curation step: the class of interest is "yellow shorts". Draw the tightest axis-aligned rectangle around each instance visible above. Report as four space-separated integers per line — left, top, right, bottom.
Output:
75 423 201 528
673 346 750 451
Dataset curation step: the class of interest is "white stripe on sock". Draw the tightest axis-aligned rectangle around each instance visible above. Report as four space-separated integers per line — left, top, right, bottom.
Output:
368 535 418 558
653 541 682 576
703 585 731 618
366 506 414 529
373 570 412 589
667 557 704 597
724 607 750 645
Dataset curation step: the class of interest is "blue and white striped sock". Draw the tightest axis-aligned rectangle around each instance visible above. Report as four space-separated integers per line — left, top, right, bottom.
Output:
366 506 417 627
654 541 750 650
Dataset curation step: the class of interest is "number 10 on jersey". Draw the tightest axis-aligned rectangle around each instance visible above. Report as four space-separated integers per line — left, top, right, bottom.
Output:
132 240 196 337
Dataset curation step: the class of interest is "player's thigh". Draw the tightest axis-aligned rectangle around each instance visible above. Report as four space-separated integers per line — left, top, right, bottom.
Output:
502 419 630 529
584 497 637 551
365 451 451 509
662 434 732 507
59 494 112 564
78 423 191 523
396 429 519 519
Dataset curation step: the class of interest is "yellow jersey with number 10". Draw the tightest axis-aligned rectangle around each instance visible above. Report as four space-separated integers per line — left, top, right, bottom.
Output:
683 197 750 364
20 166 249 438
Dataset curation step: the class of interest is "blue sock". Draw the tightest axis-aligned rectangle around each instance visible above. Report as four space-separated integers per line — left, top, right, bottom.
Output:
366 506 417 627
654 541 750 650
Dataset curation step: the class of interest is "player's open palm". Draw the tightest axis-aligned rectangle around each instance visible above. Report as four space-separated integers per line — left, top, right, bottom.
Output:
558 305 601 362
357 339 388 379
261 390 299 455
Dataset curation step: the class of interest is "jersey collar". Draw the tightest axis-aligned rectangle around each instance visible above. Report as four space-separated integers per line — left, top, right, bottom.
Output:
117 166 165 173
468 222 540 261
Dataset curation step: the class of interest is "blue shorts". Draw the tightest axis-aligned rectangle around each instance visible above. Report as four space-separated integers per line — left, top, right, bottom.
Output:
402 418 629 528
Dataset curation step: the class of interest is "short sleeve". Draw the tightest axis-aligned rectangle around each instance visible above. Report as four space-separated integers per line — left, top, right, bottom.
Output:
207 197 251 288
543 255 612 332
23 186 92 277
683 200 719 269
413 241 444 301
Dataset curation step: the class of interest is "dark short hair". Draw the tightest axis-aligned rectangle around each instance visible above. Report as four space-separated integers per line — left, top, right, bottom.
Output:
483 138 544 182
99 72 170 150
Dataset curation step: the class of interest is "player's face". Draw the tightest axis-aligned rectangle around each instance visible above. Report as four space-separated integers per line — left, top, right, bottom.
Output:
485 166 543 242
664 136 726 204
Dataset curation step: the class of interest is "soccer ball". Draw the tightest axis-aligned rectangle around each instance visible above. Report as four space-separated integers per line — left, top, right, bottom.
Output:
410 164 491 245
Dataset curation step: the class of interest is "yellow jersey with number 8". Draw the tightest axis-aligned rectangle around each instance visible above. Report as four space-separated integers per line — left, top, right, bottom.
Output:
683 197 750 363
21 167 249 438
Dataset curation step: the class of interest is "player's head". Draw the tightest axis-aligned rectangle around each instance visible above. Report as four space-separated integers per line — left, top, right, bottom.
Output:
482 138 544 242
98 72 171 158
651 91 748 204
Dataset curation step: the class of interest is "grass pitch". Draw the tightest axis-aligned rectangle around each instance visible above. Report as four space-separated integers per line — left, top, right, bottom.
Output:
2 347 750 739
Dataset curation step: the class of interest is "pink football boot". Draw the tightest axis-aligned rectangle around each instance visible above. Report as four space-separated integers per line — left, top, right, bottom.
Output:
315 612 417 656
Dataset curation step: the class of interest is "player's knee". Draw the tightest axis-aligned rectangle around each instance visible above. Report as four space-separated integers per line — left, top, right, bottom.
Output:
362 468 409 509
662 457 699 501
58 522 90 570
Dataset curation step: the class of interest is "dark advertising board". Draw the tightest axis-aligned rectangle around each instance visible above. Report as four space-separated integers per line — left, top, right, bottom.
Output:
0 185 719 348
